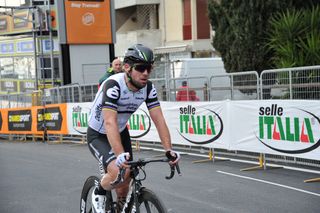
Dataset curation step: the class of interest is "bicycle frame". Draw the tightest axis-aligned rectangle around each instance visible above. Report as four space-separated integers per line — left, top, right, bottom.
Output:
110 158 180 213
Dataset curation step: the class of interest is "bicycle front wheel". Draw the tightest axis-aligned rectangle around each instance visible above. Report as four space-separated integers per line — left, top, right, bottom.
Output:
80 176 99 213
131 188 167 213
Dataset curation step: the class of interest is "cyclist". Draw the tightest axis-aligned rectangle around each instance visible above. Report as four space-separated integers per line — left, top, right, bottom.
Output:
98 58 122 88
87 44 181 213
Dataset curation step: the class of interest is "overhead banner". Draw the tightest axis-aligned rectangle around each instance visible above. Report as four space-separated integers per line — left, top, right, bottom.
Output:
64 0 112 44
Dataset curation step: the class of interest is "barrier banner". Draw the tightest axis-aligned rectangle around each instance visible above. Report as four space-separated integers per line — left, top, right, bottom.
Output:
6 108 32 134
2 100 319 161
129 102 228 149
0 109 5 131
37 104 68 135
67 102 91 135
230 100 320 160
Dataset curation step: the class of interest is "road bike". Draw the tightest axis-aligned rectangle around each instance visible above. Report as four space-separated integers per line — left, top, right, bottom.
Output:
80 155 181 213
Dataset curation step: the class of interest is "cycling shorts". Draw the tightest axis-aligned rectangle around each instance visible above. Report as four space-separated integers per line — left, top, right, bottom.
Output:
87 126 133 171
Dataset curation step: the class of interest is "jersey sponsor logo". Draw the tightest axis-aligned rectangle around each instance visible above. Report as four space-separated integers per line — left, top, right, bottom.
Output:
135 97 144 100
94 104 102 121
148 87 157 99
106 86 120 99
120 97 130 101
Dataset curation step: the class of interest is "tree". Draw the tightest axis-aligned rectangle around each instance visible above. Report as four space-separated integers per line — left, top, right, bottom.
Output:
267 6 320 67
267 6 320 99
208 0 320 74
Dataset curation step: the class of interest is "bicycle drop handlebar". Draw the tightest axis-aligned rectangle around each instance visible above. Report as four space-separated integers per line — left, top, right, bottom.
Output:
110 158 181 186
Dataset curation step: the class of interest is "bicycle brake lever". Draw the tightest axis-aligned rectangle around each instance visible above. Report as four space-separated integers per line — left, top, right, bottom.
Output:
176 164 182 176
110 168 126 186
165 165 175 179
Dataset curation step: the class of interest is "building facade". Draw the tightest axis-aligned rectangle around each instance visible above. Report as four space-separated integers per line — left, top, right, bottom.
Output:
114 0 215 60
0 0 215 94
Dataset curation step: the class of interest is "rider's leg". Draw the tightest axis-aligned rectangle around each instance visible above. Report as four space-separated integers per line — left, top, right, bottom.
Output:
100 159 131 192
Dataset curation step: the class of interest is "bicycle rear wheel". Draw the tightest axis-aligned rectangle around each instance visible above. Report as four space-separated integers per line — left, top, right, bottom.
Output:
131 188 167 213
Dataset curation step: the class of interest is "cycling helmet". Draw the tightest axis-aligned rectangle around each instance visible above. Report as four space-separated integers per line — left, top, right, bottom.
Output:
124 44 154 65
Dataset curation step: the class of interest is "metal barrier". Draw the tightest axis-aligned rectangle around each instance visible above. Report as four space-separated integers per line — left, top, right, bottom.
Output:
168 76 210 101
260 65 320 100
209 71 260 101
1 65 320 106
44 84 82 104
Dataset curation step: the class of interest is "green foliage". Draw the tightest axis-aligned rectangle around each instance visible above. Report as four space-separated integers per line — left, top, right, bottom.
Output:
208 0 320 73
267 6 320 67
267 6 320 99
208 0 287 73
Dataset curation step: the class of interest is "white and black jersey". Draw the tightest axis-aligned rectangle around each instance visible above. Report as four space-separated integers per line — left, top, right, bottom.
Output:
88 73 160 134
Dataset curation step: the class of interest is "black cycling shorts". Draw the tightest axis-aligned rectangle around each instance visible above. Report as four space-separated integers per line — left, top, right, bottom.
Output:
87 126 133 171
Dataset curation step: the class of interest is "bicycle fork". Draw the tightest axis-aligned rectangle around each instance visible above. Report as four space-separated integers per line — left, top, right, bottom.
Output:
121 180 142 213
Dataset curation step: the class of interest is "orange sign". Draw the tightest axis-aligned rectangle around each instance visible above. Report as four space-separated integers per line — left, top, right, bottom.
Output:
64 0 113 44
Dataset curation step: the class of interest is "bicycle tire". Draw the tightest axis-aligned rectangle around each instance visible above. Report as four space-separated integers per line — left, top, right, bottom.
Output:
80 176 99 213
130 188 167 213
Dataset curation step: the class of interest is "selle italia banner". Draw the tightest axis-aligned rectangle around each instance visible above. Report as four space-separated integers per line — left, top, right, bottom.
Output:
230 100 320 160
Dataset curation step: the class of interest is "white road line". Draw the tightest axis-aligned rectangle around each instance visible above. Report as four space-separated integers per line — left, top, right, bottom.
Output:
217 170 320 197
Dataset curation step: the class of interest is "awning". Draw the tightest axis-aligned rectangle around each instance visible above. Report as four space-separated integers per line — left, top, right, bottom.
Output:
153 45 189 54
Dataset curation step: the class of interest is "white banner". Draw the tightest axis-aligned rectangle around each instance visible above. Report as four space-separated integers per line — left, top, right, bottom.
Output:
230 100 320 160
67 102 91 135
65 100 320 160
129 102 229 149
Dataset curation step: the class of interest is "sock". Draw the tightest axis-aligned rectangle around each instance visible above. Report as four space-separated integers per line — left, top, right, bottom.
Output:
94 182 107 195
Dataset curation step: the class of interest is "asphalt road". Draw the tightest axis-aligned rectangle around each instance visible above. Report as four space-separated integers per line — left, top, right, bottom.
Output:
0 141 320 213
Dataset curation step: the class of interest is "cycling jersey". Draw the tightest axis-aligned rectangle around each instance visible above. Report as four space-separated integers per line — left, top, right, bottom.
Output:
88 73 160 134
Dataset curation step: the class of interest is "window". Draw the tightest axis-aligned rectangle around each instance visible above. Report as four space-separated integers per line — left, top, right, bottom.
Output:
183 0 192 40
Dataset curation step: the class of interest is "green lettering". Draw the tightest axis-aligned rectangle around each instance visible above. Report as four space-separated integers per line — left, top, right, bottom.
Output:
276 117 285 140
259 116 264 138
209 115 216 135
305 118 314 143
191 115 197 134
286 117 294 141
264 116 274 139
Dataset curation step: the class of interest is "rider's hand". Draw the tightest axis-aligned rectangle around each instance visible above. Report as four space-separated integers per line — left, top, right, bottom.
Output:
166 150 181 165
116 152 130 167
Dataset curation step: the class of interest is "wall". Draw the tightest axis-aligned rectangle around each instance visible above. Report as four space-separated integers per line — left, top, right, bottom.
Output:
69 45 110 84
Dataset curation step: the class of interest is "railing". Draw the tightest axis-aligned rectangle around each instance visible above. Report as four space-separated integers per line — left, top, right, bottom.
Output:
1 65 320 107
260 65 320 100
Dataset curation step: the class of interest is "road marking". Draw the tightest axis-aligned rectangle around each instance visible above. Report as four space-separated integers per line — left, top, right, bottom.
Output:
217 170 320 197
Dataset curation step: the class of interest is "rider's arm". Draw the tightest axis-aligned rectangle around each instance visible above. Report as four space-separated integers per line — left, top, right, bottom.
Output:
149 107 172 151
101 78 124 156
102 109 124 156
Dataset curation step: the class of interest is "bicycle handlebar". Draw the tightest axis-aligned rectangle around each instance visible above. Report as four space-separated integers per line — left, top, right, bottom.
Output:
110 158 181 186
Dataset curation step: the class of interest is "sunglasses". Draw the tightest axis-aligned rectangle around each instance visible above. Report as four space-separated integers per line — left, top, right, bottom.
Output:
132 63 153 74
